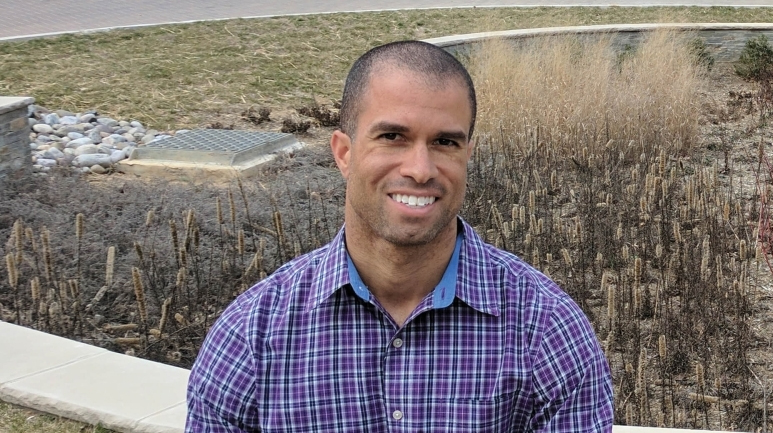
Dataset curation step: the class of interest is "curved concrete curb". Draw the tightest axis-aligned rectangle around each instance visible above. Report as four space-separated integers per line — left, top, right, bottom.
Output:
427 22 773 44
426 22 773 62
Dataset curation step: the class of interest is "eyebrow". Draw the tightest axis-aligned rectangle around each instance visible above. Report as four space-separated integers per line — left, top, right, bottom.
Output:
436 130 469 142
367 121 469 142
367 121 409 136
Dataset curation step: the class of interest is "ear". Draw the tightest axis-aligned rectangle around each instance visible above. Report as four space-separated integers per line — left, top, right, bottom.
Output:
330 130 352 179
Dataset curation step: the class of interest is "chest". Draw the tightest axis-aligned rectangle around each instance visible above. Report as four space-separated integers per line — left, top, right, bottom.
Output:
255 298 534 432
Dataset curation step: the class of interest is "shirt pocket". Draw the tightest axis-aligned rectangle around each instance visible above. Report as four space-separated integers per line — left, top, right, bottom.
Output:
428 392 518 433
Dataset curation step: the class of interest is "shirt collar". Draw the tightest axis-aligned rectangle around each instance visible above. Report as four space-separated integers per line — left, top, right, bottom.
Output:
307 218 500 316
346 231 462 309
456 219 501 316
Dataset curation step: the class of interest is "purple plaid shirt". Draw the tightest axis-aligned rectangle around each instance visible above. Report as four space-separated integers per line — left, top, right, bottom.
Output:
186 219 614 432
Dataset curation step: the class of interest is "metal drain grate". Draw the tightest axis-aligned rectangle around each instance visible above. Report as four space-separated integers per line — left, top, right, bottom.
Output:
129 130 299 165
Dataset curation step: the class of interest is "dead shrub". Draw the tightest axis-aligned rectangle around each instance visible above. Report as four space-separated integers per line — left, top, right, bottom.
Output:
297 102 340 127
241 106 271 125
281 117 311 134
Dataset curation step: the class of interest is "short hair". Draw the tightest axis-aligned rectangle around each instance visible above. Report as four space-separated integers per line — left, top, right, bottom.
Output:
339 40 477 140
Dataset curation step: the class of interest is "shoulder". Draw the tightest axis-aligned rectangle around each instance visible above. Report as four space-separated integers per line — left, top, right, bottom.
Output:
487 242 595 340
187 237 342 407
461 220 573 309
194 242 330 346
237 248 320 304
460 225 614 429
460 220 598 349
232 240 338 325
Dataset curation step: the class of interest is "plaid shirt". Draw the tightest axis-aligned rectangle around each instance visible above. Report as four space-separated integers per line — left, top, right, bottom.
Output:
186 219 614 432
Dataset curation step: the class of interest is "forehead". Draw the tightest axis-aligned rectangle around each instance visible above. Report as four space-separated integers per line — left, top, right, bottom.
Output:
357 67 472 126
366 65 464 97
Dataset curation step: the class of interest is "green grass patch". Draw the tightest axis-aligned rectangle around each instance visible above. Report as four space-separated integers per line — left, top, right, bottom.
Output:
0 6 771 129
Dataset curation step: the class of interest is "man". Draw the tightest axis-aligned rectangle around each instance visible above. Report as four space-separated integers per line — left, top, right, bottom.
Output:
186 40 614 432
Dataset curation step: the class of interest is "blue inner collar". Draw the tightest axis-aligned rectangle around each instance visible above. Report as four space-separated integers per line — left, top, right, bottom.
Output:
346 233 463 309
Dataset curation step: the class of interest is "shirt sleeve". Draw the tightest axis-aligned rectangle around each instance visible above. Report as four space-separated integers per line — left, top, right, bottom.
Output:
528 296 615 432
185 300 261 433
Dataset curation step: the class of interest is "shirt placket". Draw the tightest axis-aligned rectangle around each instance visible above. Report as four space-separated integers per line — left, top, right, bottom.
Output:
383 330 407 433
379 298 433 433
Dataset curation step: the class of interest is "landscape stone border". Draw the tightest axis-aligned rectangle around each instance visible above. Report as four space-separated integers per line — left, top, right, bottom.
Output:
425 22 773 62
0 96 34 185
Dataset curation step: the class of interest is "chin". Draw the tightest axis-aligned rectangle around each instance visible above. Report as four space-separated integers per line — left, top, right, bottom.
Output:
379 223 448 247
384 235 434 248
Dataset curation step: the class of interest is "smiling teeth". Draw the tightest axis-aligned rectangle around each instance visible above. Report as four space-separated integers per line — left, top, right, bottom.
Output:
392 194 436 207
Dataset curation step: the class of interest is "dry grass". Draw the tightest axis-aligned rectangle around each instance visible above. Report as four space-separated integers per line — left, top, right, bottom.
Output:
472 29 704 157
0 144 345 368
0 400 113 433
0 7 771 129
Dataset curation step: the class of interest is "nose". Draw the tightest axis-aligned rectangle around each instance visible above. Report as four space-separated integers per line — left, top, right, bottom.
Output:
399 142 438 184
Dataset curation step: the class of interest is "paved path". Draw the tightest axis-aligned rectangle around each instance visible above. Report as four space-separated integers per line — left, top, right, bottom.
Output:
1 0 770 40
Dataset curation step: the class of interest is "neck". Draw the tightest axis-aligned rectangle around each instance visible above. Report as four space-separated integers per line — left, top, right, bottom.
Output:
345 219 458 326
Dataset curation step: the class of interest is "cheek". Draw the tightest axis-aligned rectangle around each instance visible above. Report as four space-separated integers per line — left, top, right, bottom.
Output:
357 153 397 182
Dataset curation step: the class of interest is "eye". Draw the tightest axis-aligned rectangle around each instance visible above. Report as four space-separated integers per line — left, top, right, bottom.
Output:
436 138 459 147
380 133 399 141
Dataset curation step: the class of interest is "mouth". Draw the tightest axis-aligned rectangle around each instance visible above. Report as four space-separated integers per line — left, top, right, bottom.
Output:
389 193 437 208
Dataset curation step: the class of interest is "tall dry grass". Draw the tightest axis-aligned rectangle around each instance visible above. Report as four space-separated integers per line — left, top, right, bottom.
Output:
471 29 703 159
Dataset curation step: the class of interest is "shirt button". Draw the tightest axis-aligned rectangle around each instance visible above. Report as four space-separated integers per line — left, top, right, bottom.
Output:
392 338 403 348
392 410 403 420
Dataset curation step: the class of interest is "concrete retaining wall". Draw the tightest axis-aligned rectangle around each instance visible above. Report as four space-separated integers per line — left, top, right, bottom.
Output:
426 23 773 62
0 96 34 185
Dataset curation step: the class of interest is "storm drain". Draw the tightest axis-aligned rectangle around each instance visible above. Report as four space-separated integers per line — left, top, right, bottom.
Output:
128 130 300 166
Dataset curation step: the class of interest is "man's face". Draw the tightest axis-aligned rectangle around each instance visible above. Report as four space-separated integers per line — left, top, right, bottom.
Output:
331 68 474 247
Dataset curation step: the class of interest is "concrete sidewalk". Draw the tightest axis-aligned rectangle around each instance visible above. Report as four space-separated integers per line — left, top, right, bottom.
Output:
0 0 770 41
0 321 188 433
